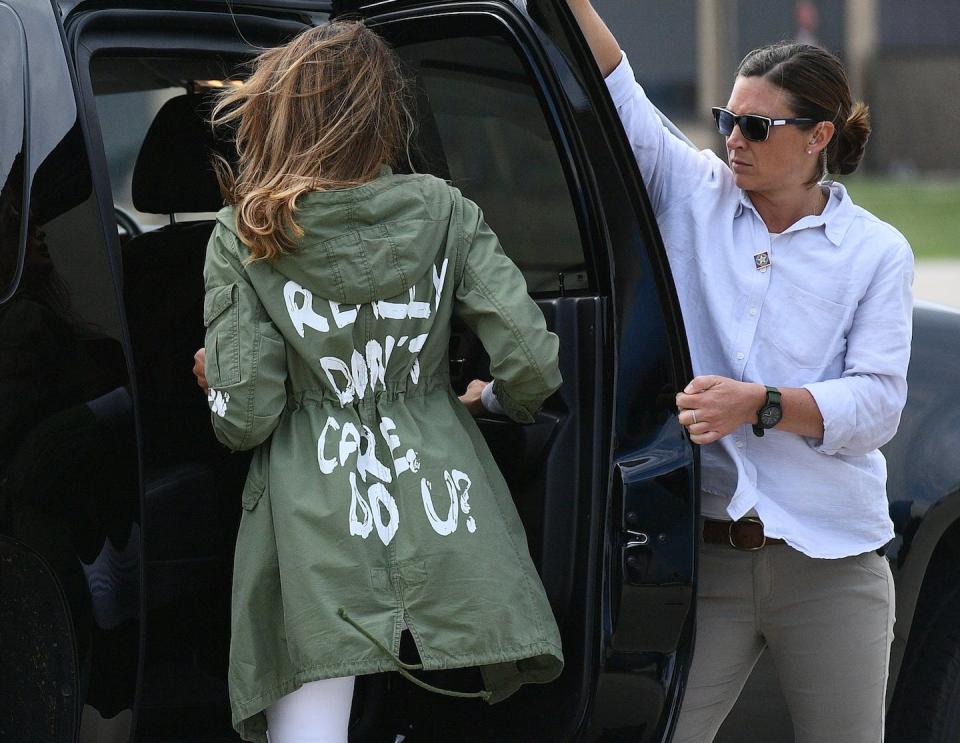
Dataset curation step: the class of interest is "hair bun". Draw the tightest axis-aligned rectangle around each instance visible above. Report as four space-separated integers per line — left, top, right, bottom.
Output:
829 101 871 175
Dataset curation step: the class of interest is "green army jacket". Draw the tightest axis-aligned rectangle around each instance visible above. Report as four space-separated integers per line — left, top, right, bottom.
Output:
202 169 564 742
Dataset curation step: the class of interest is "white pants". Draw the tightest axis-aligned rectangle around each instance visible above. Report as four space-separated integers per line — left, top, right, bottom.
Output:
265 676 356 743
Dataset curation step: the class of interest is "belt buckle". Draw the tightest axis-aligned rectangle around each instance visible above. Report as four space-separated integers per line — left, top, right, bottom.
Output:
728 517 766 551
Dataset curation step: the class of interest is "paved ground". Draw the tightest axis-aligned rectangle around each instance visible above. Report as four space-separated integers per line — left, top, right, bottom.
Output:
914 258 960 309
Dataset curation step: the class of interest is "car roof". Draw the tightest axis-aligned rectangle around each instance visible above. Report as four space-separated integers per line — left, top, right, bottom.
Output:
58 0 693 149
56 1 403 17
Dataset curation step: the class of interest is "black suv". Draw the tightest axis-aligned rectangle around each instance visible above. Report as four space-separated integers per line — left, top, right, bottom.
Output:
1 2 958 741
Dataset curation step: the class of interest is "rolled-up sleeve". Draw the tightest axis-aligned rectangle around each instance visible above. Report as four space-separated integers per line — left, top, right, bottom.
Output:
203 224 288 451
804 241 914 455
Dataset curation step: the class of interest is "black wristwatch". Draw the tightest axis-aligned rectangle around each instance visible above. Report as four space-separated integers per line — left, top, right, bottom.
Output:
752 386 782 437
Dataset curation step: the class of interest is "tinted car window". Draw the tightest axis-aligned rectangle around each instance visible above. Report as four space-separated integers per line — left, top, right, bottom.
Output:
0 9 27 299
91 55 242 227
398 36 588 293
90 41 587 293
95 87 182 226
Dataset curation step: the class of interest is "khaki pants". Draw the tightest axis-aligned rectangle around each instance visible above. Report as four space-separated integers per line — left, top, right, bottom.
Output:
673 541 895 743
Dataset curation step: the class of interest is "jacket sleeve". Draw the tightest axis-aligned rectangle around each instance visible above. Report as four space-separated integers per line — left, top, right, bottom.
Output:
802 241 914 456
453 197 562 424
203 223 288 451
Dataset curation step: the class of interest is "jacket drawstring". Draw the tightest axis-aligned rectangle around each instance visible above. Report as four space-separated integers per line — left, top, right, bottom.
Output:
337 608 492 701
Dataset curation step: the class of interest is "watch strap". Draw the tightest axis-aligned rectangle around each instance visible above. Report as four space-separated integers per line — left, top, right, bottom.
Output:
752 385 782 437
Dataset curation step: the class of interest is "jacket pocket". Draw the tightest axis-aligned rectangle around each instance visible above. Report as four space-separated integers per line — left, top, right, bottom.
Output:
204 284 240 387
241 448 267 510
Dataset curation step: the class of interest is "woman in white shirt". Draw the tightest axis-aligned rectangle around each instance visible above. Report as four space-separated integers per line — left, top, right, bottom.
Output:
568 2 914 741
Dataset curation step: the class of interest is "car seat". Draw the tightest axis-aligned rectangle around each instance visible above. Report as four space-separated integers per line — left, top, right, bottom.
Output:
121 93 248 606
122 92 233 467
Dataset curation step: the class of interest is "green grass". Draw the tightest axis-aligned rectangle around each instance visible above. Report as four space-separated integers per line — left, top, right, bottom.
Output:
840 176 960 260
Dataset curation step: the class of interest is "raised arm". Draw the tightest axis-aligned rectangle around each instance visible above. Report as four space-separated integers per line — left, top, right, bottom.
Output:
566 0 621 76
566 0 727 215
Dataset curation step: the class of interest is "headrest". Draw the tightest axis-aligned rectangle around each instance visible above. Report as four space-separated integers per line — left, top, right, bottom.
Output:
132 94 234 215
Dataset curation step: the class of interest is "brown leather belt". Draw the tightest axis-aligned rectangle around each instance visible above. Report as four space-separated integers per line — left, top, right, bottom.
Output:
703 517 786 551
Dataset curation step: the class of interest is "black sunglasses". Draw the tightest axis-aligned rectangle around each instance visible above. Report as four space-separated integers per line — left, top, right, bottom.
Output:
711 106 816 142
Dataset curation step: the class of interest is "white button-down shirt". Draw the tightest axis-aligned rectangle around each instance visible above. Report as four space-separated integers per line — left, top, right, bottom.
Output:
606 53 914 558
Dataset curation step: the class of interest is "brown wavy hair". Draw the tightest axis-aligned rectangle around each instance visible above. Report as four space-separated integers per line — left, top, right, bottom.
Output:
737 42 871 182
210 21 414 261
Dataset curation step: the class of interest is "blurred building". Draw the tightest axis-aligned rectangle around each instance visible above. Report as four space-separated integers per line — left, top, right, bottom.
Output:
596 0 960 174
869 0 960 175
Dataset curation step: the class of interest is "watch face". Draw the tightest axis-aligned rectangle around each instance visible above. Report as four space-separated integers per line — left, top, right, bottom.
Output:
759 405 782 427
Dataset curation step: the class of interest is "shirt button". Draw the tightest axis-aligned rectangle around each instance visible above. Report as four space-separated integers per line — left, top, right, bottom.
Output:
749 307 758 316
736 352 745 360
736 441 744 449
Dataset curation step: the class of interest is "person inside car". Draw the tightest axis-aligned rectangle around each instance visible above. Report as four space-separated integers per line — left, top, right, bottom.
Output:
567 2 913 741
192 21 563 743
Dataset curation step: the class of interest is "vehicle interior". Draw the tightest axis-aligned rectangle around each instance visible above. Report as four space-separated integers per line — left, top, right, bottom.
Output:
82 11 607 741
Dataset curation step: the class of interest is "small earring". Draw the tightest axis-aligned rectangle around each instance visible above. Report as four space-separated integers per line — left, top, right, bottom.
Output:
807 149 812 155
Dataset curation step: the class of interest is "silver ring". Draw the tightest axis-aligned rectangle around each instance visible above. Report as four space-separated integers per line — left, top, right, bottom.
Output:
691 410 698 425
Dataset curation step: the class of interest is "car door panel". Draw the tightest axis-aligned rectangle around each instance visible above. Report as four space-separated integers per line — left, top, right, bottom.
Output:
361 12 608 739
27 2 700 741
460 296 603 625
347 2 697 741
1 2 140 741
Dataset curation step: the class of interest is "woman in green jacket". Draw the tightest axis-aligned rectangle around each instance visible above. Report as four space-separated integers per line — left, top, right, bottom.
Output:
195 21 563 743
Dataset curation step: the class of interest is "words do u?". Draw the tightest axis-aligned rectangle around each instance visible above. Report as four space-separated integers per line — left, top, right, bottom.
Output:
318 415 477 546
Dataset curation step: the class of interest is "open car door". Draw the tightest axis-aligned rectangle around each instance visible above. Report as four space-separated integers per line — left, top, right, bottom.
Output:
321 2 700 741
50 0 698 739
1 1 141 740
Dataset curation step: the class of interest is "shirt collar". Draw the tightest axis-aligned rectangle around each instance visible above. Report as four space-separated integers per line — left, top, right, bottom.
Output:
734 181 855 247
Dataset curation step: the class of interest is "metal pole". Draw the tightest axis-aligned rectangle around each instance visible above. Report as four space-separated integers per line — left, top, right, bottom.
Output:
845 0 879 100
698 0 739 153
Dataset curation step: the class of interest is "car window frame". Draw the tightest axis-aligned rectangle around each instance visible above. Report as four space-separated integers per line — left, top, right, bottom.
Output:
66 9 310 261
384 22 595 294
0 3 30 304
369 7 609 298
